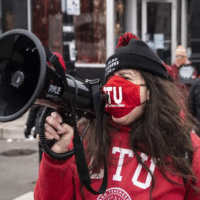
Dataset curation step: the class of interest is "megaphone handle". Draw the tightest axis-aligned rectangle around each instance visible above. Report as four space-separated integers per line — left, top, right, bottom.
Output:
56 109 74 125
38 107 74 160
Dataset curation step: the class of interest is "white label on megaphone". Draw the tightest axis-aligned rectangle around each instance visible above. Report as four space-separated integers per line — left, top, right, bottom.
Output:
48 85 62 95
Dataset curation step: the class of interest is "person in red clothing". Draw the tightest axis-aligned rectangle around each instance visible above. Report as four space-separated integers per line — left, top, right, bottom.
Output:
170 46 197 105
34 33 200 200
171 45 197 83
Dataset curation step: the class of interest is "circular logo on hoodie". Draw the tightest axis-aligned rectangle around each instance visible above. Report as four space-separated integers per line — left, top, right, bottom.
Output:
97 187 131 200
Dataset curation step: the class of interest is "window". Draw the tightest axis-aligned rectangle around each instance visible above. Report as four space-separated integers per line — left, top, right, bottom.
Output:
32 0 62 54
74 0 106 63
1 0 28 33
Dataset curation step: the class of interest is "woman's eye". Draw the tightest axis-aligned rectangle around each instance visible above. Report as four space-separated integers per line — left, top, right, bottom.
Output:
122 76 131 80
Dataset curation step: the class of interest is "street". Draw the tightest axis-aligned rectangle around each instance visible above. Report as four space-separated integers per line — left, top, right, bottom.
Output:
0 139 39 200
0 111 39 200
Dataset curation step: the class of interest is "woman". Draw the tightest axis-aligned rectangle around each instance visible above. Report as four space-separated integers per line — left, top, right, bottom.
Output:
34 33 200 200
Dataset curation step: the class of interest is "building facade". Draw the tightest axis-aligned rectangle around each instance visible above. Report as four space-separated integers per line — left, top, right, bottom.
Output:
0 0 199 80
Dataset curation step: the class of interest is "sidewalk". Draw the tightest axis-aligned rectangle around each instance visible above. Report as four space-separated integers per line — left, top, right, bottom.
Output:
0 110 38 200
0 139 38 200
13 192 34 200
0 111 29 140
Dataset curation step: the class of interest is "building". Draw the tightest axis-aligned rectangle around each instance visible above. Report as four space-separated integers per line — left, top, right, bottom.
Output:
0 0 200 80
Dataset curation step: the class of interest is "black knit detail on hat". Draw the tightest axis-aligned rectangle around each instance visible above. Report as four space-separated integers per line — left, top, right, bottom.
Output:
105 38 167 80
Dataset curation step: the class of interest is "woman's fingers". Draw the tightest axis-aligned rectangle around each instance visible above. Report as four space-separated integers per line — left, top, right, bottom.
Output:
44 132 55 140
36 126 58 141
46 115 63 133
36 112 74 153
51 124 74 153
36 134 39 141
44 123 60 140
51 112 62 123
36 132 54 141
59 123 73 135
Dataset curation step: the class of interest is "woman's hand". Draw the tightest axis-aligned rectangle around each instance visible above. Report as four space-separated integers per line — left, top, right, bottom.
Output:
37 112 73 153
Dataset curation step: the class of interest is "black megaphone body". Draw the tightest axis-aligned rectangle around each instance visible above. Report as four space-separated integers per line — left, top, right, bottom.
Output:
0 29 97 123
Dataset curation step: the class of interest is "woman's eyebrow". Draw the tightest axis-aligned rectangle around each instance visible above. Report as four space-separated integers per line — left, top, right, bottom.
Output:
118 71 132 76
119 72 138 79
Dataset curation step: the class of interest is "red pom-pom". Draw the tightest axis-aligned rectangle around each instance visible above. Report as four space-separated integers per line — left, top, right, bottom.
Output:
116 32 139 49
47 52 67 72
53 52 67 72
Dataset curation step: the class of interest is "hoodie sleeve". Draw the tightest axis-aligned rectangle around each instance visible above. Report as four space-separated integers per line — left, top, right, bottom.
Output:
186 132 200 200
34 152 76 200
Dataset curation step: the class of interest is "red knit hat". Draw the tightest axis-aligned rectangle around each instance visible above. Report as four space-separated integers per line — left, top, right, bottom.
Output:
53 52 66 72
47 52 66 72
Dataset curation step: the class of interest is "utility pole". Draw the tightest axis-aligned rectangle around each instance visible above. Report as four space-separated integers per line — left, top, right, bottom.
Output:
189 0 200 75
61 0 80 76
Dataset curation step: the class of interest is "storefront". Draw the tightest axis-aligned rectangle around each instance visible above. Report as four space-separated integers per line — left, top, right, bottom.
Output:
0 0 199 79
76 0 192 79
107 0 190 65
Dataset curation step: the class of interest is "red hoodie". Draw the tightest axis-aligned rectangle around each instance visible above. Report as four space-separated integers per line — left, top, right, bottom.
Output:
34 128 200 200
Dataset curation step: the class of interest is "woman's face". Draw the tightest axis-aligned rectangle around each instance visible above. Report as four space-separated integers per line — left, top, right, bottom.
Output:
107 69 149 126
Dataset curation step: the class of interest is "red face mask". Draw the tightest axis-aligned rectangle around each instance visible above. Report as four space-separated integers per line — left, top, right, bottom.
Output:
103 75 145 118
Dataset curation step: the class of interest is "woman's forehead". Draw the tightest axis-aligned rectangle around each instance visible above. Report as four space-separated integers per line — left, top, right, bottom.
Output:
115 69 140 76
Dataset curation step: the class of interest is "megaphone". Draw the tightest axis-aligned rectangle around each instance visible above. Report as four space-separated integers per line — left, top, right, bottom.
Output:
0 29 108 195
0 29 98 122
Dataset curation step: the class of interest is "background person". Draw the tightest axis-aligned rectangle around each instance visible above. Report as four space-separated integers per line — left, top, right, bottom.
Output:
24 105 41 138
34 33 200 200
171 45 197 83
171 45 197 105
